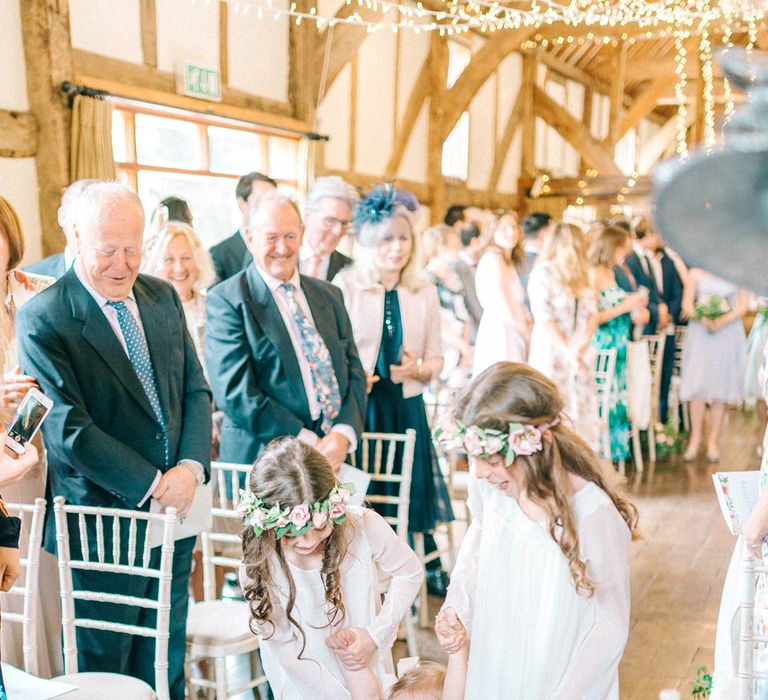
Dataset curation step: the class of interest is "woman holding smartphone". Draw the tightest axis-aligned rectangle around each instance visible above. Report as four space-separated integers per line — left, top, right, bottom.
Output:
334 187 454 595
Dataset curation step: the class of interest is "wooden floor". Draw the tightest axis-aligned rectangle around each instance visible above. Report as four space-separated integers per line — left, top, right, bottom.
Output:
400 407 764 699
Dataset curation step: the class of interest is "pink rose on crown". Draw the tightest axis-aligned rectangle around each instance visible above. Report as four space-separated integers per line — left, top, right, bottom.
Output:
509 426 543 456
463 429 485 457
484 436 504 455
329 503 346 520
329 487 351 504
312 510 328 529
250 509 266 529
275 516 289 528
289 504 311 529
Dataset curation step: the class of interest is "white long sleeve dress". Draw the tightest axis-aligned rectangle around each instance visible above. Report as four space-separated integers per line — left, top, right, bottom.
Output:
444 470 631 700
242 506 423 700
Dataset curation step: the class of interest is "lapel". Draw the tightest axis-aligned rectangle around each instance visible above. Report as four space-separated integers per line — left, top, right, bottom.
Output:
245 266 308 408
134 277 172 419
236 234 253 272
68 271 158 422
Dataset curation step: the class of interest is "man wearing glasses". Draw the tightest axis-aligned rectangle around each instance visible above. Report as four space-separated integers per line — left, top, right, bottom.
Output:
300 176 360 281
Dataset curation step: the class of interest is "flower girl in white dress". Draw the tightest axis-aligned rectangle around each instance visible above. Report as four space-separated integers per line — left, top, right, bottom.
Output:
239 438 423 700
434 362 638 700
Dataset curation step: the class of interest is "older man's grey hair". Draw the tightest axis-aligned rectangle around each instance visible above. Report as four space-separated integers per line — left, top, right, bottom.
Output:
305 176 360 214
60 179 100 214
247 189 303 228
75 182 145 230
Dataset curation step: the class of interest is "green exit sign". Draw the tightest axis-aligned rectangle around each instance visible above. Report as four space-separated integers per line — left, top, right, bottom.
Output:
181 63 221 102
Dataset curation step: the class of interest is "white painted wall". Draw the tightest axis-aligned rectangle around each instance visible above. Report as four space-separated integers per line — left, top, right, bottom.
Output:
467 73 495 190
156 0 219 76
0 158 43 265
355 27 396 175
227 1 289 103
69 0 143 65
316 63 351 172
398 103 428 183
0 0 29 111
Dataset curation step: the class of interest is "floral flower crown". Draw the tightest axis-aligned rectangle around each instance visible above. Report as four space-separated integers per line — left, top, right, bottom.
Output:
433 413 559 466
238 483 355 539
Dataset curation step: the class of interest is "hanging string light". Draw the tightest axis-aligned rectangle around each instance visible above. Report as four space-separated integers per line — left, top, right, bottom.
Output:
699 26 716 150
721 24 736 125
674 30 689 158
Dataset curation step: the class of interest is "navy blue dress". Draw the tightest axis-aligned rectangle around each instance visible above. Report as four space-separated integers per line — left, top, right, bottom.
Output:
359 289 454 533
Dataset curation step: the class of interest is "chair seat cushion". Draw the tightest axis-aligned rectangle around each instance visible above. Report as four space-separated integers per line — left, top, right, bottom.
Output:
52 672 154 699
186 600 256 647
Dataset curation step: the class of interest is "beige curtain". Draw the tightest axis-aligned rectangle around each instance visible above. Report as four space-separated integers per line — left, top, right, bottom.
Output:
70 95 116 181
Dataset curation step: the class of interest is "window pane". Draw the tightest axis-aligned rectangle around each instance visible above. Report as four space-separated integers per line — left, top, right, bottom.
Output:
112 110 128 162
268 137 298 181
135 113 201 169
447 41 471 89
209 126 264 174
137 170 240 249
441 112 469 181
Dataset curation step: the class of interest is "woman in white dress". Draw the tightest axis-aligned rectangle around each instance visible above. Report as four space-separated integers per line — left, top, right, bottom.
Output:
434 362 638 699
472 213 531 377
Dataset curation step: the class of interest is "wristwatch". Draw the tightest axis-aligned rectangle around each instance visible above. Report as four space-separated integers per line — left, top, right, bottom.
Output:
181 461 205 487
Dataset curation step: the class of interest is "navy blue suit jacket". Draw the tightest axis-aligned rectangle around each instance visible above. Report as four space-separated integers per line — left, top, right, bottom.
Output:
16 268 212 550
209 231 251 284
659 251 684 323
205 264 366 464
618 252 660 334
327 250 353 282
23 252 67 280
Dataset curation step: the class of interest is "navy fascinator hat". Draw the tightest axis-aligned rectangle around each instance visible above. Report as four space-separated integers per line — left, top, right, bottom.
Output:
353 185 419 247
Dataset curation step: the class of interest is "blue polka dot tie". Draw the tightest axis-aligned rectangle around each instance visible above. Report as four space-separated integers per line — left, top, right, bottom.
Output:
280 283 341 434
106 300 169 468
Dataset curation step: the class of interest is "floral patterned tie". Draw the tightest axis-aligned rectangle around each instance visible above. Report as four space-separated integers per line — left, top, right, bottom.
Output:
280 283 341 433
106 300 169 467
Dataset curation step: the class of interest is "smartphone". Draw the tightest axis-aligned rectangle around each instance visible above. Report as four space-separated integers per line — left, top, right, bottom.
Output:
5 388 53 454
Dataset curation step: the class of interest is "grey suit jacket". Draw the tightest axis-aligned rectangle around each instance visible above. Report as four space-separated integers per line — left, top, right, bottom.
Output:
16 268 212 550
23 252 67 280
205 264 366 464
454 258 482 339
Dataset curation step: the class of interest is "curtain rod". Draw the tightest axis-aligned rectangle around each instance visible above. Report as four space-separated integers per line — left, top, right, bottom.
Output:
59 81 329 141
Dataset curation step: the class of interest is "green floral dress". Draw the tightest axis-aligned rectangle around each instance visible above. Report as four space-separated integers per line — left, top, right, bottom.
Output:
592 286 632 462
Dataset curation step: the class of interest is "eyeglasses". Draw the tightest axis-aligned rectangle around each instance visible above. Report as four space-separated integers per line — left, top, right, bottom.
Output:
321 216 353 232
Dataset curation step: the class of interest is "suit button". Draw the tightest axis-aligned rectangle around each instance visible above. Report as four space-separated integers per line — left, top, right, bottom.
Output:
155 433 162 440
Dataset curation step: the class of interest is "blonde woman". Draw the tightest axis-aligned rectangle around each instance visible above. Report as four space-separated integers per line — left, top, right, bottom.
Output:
142 221 215 369
472 212 531 377
334 187 453 595
527 222 599 449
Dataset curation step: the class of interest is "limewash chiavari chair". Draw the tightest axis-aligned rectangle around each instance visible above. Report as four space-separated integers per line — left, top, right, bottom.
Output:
644 334 667 464
52 496 177 700
349 430 421 654
594 348 618 470
0 498 46 675
737 550 768 699
186 461 266 700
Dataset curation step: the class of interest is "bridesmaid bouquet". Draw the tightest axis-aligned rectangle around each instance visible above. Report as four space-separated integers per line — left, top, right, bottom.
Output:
755 297 768 322
693 295 730 320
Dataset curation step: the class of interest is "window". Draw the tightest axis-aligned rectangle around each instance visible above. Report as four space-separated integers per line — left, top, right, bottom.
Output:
442 111 470 181
447 40 471 89
112 100 303 248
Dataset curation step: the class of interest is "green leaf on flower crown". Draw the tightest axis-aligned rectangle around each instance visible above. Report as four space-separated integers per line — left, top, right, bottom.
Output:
505 449 515 467
252 525 264 538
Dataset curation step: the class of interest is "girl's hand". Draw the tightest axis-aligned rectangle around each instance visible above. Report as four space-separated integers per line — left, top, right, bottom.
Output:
0 443 39 487
2 367 39 409
743 511 768 559
326 627 377 670
389 352 418 385
365 373 380 395
0 546 21 592
435 607 467 654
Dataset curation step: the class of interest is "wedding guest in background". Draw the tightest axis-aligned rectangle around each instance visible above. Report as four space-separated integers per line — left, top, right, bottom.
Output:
142 221 215 370
454 221 483 342
472 212 531 377
624 216 668 336
300 176 359 281
24 179 98 280
443 204 467 233
0 196 62 676
520 211 554 293
17 183 212 698
680 269 747 463
335 188 454 595
209 171 276 284
589 224 649 465
159 196 193 226
528 222 599 449
746 295 768 455
206 189 365 473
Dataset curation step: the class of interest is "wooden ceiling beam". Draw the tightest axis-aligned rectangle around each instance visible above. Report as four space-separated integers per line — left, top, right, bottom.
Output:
533 84 622 176
488 87 524 192
616 75 677 140
0 110 38 158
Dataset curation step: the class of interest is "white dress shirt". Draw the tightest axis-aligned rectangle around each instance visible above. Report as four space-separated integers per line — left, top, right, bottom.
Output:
255 264 356 452
299 244 331 280
74 263 203 506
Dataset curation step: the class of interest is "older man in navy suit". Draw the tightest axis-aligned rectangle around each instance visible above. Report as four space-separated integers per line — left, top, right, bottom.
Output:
17 183 211 699
206 189 366 471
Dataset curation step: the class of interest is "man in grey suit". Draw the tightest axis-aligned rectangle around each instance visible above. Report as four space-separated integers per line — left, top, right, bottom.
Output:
454 221 484 341
17 183 211 700
299 176 359 281
24 178 98 280
208 171 277 284
206 190 365 472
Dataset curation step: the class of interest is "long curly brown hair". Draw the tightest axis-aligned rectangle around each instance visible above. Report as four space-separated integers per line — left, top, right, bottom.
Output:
241 438 350 657
456 362 639 596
